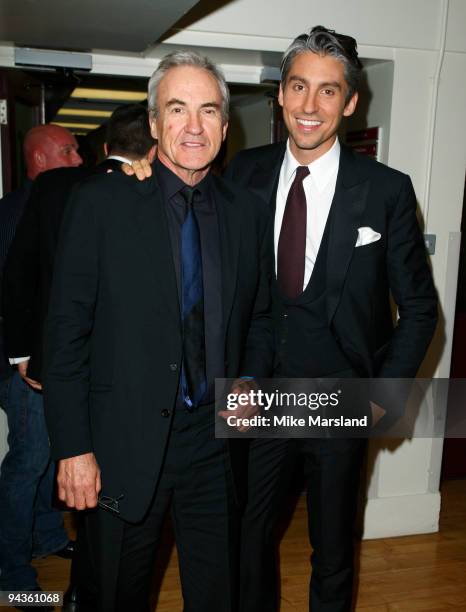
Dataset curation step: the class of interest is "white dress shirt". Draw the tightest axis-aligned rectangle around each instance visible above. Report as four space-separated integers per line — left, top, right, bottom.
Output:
274 137 341 289
106 154 133 164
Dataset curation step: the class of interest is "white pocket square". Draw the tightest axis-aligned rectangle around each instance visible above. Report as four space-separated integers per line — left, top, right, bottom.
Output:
355 227 381 247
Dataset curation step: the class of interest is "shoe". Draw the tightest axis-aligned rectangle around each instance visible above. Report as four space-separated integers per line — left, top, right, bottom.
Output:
53 540 75 560
14 587 54 611
63 583 79 605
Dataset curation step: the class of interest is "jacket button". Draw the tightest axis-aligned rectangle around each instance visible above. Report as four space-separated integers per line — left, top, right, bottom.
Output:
161 409 170 418
169 363 178 371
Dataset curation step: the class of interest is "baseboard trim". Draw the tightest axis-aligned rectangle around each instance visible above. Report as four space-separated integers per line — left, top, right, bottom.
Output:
363 492 441 539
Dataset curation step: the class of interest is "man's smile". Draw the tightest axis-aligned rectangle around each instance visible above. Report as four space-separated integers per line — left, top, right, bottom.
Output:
296 118 323 131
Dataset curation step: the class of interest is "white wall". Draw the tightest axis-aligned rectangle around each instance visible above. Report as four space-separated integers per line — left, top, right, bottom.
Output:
345 60 394 164
164 0 443 52
227 94 271 160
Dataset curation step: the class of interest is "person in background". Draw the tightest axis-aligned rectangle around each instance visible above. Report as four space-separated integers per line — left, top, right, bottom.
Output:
65 102 156 611
0 124 82 380
1 105 156 611
100 102 156 172
0 124 82 609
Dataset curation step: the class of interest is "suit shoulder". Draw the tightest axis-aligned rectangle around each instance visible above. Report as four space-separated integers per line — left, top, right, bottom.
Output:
0 187 24 209
37 166 90 187
218 175 269 218
349 148 410 186
69 167 138 203
229 142 284 166
32 167 90 207
75 166 133 189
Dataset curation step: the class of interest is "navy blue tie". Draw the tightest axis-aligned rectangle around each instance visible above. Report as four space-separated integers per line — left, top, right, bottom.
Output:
180 186 207 409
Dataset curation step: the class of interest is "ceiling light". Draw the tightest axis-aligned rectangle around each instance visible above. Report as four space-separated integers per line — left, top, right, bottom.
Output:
52 121 101 130
70 88 146 101
57 108 113 118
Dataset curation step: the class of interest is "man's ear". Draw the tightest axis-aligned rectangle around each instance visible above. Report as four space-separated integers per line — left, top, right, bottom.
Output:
343 91 358 118
147 144 157 163
149 115 158 140
221 121 228 142
278 83 284 108
34 150 46 171
103 143 108 157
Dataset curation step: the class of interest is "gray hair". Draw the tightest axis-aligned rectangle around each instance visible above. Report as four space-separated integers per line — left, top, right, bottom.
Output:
147 50 230 123
281 26 363 103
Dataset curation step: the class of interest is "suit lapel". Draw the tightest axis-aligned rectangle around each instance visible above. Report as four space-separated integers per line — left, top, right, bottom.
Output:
326 146 370 324
132 171 181 327
247 143 286 212
247 144 286 288
212 175 241 332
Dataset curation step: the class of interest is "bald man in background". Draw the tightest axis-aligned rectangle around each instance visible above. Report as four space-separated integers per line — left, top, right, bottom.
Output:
0 124 81 290
0 124 81 606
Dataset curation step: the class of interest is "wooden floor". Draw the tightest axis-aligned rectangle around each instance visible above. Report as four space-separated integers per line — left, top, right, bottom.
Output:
4 479 465 611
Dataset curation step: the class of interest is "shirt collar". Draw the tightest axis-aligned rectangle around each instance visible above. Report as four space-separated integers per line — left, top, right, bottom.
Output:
106 155 133 164
283 137 341 192
154 157 212 204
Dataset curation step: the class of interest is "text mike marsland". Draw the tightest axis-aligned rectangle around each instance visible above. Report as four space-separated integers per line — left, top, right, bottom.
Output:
225 414 369 429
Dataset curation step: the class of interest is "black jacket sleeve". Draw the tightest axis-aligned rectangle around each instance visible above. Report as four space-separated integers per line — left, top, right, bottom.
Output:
2 184 41 359
43 184 99 459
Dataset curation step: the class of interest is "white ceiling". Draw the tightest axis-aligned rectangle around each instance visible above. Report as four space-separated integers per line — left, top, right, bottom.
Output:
0 0 200 53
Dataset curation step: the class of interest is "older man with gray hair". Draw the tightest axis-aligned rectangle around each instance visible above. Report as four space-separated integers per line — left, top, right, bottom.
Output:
43 50 273 611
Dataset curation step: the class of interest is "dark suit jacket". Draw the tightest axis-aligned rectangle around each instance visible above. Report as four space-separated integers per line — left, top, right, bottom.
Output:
0 180 33 279
225 142 438 382
43 167 273 522
0 180 33 379
2 160 124 381
94 157 124 174
2 167 90 380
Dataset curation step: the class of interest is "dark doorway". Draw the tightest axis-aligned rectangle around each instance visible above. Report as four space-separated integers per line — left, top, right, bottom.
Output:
441 174 466 481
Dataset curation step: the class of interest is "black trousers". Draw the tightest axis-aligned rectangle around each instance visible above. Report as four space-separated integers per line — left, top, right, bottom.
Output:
77 406 238 612
240 437 366 612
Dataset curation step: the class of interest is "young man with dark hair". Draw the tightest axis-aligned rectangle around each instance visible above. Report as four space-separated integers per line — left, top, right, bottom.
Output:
226 25 437 612
103 103 156 169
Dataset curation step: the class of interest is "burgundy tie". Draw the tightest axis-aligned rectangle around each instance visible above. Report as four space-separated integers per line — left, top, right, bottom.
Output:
277 165 310 298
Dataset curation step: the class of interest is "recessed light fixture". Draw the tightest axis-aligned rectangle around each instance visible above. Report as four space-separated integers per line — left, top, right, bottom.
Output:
52 121 101 130
57 108 113 118
70 88 146 101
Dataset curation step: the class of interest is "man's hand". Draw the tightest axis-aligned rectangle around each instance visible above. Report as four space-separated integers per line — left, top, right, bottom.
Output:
17 360 42 391
218 378 260 432
121 158 152 180
57 452 101 510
